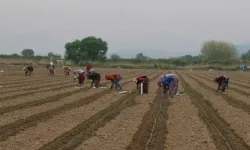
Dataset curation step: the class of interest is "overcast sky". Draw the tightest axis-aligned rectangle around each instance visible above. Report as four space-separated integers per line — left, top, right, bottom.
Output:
0 0 250 58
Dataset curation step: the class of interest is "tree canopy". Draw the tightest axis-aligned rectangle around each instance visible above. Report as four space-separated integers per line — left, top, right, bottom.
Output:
110 54 121 61
21 49 35 57
48 52 61 59
64 36 108 63
135 53 150 60
201 40 238 60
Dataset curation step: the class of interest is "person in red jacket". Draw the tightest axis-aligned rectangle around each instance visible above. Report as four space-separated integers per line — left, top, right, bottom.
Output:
133 75 149 94
105 73 122 90
214 75 229 92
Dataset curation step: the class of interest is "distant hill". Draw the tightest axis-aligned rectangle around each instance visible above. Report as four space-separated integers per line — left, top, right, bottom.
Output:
236 44 250 54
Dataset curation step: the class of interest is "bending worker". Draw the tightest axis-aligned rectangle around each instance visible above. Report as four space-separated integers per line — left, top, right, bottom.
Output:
73 69 85 87
157 74 179 98
133 75 149 94
88 72 101 88
105 73 122 90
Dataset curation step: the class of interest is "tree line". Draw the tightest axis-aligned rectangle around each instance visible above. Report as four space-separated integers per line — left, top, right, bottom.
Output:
4 49 61 59
2 36 250 66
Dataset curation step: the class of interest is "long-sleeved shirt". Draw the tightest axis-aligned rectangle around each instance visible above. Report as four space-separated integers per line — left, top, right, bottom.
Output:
105 74 121 82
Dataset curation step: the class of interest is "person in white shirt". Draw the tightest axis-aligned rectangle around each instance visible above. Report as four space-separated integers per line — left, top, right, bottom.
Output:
73 69 85 86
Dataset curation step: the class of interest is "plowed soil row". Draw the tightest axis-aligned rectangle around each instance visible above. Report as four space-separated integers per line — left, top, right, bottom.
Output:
0 72 147 115
127 89 168 150
38 71 162 150
0 71 133 87
187 72 250 112
0 71 162 150
73 72 163 150
0 72 142 102
184 72 250 146
195 73 250 89
0 71 161 142
0 71 134 94
194 71 250 84
194 73 250 96
0 74 66 85
0 68 136 84
164 80 217 150
178 71 250 149
0 76 74 89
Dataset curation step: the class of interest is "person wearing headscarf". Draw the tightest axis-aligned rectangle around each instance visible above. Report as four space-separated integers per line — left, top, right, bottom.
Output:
105 73 122 90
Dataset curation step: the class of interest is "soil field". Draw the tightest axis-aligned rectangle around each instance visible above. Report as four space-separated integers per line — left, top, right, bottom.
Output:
1 67 250 150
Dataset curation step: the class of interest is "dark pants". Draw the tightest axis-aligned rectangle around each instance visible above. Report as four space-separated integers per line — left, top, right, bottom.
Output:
141 78 149 94
78 73 85 86
94 79 100 88
25 70 32 76
217 79 229 92
49 69 54 76
65 69 70 76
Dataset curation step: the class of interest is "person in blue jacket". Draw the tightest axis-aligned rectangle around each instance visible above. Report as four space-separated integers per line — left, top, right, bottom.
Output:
158 74 179 98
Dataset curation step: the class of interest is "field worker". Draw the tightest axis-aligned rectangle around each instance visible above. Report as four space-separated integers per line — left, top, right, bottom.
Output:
158 74 179 98
23 66 33 76
214 75 229 92
105 73 122 90
166 73 179 94
48 62 56 76
73 69 85 86
88 72 101 88
133 75 149 94
63 66 71 76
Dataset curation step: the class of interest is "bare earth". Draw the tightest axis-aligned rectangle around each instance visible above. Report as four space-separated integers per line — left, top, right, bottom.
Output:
0 67 250 150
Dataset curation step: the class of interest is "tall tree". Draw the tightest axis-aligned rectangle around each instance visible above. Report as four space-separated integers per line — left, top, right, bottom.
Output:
64 37 108 63
136 53 146 59
48 52 61 59
110 54 121 61
64 39 81 63
201 40 238 60
21 49 35 57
